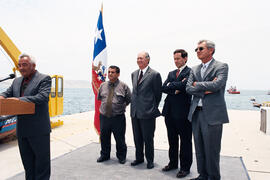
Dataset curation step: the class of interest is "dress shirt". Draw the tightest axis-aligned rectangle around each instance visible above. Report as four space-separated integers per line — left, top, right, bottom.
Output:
166 64 187 87
198 59 213 107
98 79 131 117
178 64 187 75
138 66 149 79
20 70 37 96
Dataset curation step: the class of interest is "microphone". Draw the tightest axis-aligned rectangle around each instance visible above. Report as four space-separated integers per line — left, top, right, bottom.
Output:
0 74 16 82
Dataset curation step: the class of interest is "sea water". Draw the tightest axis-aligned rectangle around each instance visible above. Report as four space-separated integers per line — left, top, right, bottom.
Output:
63 88 270 115
1 87 269 116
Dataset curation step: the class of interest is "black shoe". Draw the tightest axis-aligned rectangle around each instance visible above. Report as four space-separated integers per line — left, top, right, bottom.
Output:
119 159 126 164
176 170 190 178
162 165 178 172
131 160 144 166
97 156 110 163
147 162 154 169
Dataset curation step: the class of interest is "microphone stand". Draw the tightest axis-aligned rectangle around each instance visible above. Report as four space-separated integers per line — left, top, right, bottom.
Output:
0 74 15 83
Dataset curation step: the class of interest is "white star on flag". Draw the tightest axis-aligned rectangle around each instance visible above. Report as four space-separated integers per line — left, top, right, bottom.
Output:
94 28 103 44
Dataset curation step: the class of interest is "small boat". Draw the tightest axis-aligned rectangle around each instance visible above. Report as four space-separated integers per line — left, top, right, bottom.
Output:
227 86 240 94
261 101 270 107
253 102 261 108
0 115 17 140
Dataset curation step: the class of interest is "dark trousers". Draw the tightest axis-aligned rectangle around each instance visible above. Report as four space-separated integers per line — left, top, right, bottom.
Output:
100 114 127 160
131 116 156 163
165 115 192 171
18 134 51 180
192 109 223 180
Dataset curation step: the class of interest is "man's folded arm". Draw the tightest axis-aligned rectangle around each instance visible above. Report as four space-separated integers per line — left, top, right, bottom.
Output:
194 63 228 93
186 70 204 98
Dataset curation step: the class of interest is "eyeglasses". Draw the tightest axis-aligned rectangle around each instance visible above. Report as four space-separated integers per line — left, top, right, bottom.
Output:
195 47 204 52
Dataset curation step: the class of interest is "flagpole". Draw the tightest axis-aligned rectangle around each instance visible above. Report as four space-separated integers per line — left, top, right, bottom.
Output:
101 3 103 14
92 3 107 135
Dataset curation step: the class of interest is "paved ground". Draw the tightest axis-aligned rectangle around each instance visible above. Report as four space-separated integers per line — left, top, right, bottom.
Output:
9 143 249 180
1 109 270 180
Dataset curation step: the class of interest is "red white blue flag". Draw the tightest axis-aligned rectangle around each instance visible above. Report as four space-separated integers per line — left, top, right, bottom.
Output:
92 10 107 135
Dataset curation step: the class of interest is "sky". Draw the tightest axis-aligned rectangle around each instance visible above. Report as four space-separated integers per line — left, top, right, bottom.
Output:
0 0 269 90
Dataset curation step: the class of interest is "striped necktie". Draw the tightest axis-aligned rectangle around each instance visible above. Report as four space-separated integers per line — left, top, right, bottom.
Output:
201 64 207 78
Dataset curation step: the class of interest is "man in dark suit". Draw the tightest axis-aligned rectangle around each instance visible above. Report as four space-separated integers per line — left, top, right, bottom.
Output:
130 51 162 169
0 53 51 180
161 49 192 178
186 40 229 180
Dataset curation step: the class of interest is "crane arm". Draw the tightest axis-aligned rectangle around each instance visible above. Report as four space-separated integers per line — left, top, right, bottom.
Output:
0 27 21 73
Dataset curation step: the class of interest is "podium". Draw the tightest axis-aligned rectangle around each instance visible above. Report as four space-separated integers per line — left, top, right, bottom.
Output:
0 99 35 115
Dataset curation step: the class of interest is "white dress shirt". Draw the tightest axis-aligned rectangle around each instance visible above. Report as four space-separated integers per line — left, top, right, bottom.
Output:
198 59 213 107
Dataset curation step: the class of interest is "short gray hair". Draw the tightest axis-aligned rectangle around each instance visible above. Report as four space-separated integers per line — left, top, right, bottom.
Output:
19 53 36 64
144 52 150 60
198 39 215 54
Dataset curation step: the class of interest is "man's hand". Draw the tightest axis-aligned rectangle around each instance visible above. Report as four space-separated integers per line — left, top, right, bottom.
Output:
7 97 19 100
175 90 180 94
182 78 186 82
192 81 197 87
0 96 5 99
204 77 217 94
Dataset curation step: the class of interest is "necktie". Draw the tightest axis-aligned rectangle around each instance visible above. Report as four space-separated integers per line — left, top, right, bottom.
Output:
176 69 180 78
137 71 143 85
201 64 207 78
105 84 115 117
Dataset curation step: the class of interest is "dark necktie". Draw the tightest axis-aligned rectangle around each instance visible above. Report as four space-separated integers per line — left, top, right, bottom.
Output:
20 77 30 97
137 71 143 85
105 84 115 117
176 69 180 78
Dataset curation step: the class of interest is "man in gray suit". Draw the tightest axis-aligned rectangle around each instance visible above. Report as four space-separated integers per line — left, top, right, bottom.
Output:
186 40 229 180
130 51 162 169
0 53 51 180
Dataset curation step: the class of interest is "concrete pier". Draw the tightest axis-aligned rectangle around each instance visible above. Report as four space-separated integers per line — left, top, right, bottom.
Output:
1 109 270 180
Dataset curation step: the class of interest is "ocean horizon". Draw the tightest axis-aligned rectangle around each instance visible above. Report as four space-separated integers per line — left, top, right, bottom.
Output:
1 85 269 116
63 88 270 116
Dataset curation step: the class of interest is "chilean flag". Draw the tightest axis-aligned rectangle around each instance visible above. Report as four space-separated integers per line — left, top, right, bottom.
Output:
92 10 107 135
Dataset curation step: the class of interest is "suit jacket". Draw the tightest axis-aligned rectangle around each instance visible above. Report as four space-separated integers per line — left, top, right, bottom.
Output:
162 66 191 120
0 71 52 137
186 59 229 125
130 67 162 119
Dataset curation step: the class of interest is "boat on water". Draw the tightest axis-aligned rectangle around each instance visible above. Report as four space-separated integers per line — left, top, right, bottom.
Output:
227 86 240 94
253 102 261 108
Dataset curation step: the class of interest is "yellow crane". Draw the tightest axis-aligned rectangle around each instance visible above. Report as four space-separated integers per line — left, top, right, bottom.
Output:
0 26 63 128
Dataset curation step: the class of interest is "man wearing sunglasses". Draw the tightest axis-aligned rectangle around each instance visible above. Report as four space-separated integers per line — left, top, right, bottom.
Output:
186 40 229 180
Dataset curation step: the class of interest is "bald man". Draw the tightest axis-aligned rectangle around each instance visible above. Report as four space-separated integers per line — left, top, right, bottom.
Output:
130 51 162 169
